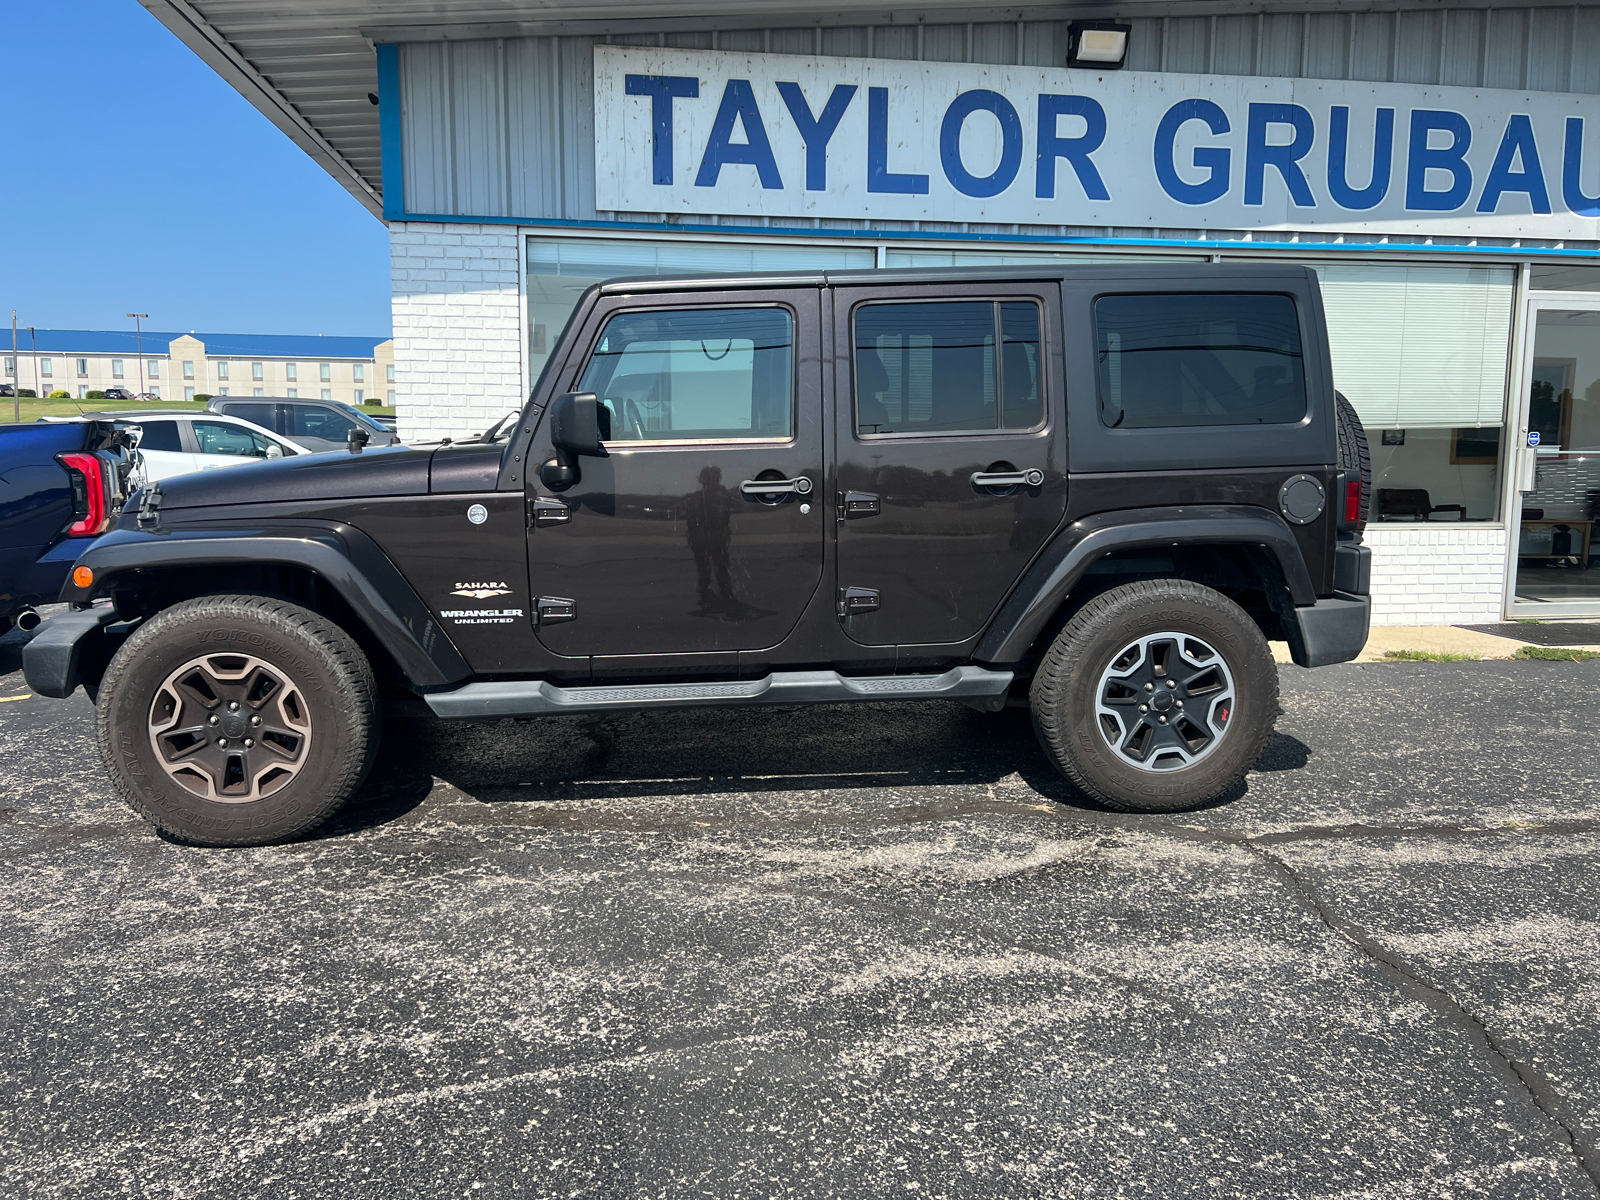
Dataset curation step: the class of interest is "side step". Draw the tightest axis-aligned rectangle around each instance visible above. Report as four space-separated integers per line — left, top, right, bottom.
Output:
424 666 1014 720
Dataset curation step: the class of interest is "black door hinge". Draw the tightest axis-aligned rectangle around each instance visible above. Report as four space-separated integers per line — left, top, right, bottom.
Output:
841 491 880 520
838 587 880 617
536 596 576 625
528 497 571 527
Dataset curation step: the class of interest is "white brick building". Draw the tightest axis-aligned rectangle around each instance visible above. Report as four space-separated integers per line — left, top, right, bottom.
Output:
144 0 1600 627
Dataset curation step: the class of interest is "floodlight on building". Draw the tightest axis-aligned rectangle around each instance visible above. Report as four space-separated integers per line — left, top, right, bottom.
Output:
1067 22 1131 69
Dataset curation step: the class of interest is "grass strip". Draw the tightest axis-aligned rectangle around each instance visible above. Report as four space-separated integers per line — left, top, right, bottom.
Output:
1381 649 1482 662
1513 645 1600 661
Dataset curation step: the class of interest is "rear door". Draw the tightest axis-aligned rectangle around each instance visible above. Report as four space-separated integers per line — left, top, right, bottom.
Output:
133 419 201 480
832 281 1067 648
525 288 825 659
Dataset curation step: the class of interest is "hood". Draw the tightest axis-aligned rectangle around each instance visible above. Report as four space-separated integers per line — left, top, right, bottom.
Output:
155 444 430 509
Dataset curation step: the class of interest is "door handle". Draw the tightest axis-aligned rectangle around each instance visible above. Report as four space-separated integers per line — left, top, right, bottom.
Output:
842 491 880 519
529 498 571 527
740 475 813 496
970 468 1044 490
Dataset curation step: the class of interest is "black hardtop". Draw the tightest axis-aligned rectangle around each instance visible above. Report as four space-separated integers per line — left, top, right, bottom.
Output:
595 261 1318 295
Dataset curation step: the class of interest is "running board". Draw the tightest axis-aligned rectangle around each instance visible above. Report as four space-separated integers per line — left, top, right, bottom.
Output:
424 666 1014 720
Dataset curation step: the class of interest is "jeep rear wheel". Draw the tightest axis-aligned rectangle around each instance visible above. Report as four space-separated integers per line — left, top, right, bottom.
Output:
96 595 379 846
1029 580 1278 812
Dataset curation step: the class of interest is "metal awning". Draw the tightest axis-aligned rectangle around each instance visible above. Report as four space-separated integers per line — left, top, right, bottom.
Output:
139 0 1583 220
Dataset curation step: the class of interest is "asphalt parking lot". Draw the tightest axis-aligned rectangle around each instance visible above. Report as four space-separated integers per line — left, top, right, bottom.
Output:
1 626 1598 1200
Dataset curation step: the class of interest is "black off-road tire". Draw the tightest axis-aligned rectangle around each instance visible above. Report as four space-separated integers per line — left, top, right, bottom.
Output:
96 594 379 846
1335 390 1370 532
1029 580 1279 813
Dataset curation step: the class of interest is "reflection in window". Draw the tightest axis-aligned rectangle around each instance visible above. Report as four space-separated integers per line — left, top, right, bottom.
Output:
289 405 355 440
193 421 269 457
578 308 793 441
1095 294 1306 429
852 300 1043 435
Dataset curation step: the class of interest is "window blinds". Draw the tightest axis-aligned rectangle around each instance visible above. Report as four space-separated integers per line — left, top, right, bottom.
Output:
1313 264 1514 429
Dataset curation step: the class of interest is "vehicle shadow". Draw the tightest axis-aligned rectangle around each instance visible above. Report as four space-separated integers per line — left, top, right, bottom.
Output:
328 698 1315 836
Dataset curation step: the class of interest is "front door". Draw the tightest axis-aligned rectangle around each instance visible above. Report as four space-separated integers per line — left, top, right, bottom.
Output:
1510 300 1600 615
526 290 826 658
832 282 1068 647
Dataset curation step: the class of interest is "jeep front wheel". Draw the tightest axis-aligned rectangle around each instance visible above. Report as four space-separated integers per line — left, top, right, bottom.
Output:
96 595 379 846
1029 580 1278 812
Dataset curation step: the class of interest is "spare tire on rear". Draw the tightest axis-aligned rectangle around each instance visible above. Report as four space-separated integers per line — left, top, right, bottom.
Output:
1334 391 1370 533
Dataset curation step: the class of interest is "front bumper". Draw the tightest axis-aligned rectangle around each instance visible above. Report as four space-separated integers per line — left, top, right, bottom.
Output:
1289 591 1371 668
22 605 121 699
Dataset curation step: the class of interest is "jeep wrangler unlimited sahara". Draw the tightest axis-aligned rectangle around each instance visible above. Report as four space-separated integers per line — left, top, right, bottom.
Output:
23 264 1371 846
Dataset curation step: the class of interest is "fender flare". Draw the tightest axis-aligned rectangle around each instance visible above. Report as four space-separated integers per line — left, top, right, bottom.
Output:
57 522 470 689
974 505 1317 665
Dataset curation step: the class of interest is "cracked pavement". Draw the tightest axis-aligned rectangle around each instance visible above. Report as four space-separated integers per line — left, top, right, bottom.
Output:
1 623 1598 1199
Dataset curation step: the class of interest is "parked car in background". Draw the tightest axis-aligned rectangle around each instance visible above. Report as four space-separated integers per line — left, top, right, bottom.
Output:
0 418 137 635
0 384 15 398
105 410 305 482
366 410 398 433
207 396 400 452
102 387 135 402
133 392 160 402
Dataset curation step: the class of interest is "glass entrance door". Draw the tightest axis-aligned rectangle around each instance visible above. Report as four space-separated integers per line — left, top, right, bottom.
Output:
1510 302 1600 615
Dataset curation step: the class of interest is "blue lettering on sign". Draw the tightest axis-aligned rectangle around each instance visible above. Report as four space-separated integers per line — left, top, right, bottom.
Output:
940 90 1023 198
1406 110 1473 210
695 79 783 189
1155 99 1231 205
1035 95 1110 201
867 87 930 194
1327 107 1394 210
775 82 857 191
1245 103 1316 207
1564 117 1600 218
1561 120 1600 219
1477 114 1551 213
625 74 699 185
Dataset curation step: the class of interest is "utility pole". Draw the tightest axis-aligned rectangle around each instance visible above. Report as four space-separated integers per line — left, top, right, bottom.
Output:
28 327 38 404
127 313 148 397
10 312 17 423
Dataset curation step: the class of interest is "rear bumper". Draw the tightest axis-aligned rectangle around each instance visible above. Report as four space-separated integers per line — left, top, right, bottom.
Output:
21 605 121 699
1289 591 1371 668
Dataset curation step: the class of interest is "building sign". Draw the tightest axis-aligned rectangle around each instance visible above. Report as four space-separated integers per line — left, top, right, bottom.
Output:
593 45 1600 239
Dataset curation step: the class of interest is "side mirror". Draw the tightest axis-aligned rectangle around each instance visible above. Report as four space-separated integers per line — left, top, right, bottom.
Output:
540 392 610 491
265 442 284 459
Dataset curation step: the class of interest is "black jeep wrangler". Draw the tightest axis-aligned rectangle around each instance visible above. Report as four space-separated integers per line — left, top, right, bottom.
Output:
24 265 1371 846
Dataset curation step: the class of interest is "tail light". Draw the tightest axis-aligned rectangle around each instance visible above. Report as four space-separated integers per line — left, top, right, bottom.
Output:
1334 470 1362 531
57 451 113 537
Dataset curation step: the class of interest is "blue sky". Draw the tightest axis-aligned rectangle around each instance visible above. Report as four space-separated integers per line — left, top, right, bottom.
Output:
1 1 391 338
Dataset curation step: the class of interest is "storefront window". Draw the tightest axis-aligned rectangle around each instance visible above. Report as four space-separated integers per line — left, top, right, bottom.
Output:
1530 266 1600 292
1312 263 1514 523
884 249 1203 268
526 236 875 387
1515 308 1600 607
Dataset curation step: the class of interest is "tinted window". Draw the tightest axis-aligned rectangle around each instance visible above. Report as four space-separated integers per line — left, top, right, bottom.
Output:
288 404 357 441
1095 294 1305 429
334 401 387 432
136 420 183 453
227 402 277 430
854 300 1043 435
193 420 269 458
578 307 793 441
